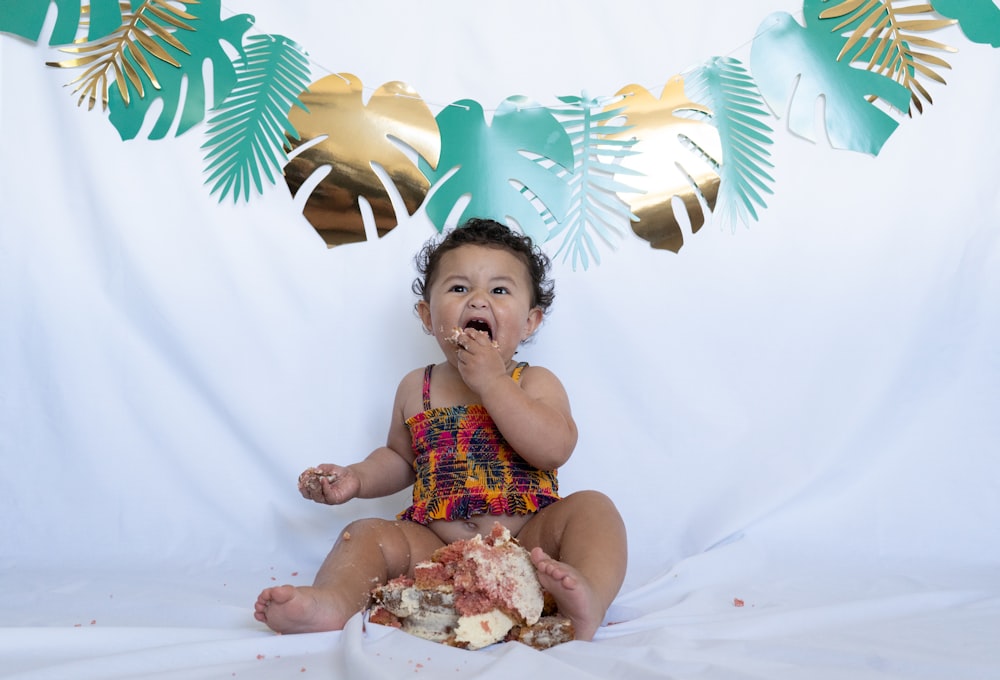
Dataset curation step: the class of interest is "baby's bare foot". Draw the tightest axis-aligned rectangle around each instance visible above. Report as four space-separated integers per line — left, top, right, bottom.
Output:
254 585 348 634
529 547 605 641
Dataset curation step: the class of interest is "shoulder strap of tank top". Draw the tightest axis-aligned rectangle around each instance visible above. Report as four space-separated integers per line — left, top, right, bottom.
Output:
422 364 434 410
425 362 527 408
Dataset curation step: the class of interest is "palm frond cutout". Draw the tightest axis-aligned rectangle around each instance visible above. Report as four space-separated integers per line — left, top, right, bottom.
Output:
46 0 197 110
202 34 311 202
819 0 957 114
546 93 640 270
684 57 775 231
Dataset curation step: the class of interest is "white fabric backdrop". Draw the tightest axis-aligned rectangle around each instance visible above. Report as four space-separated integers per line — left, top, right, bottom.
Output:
2 2 998 678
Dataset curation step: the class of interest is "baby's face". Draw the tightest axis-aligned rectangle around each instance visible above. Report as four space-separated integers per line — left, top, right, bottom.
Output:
418 244 542 360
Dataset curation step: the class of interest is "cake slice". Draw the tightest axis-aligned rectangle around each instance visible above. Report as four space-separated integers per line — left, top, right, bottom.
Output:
369 523 573 649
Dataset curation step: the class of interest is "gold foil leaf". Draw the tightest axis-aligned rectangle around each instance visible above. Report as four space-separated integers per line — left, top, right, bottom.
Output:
284 73 440 247
604 77 722 253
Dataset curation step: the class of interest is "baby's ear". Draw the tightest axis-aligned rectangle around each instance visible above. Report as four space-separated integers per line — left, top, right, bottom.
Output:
416 300 432 331
521 307 544 341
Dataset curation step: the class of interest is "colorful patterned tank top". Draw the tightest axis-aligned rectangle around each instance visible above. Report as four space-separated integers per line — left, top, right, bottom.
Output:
397 362 561 524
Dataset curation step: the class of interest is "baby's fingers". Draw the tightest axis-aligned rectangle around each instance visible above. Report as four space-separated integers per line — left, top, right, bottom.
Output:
298 466 341 500
465 328 500 349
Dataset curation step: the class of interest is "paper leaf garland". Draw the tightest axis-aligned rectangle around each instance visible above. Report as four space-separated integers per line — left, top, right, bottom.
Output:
931 0 1000 47
104 1 254 140
820 0 957 115
282 74 440 247
9 0 999 265
602 78 722 253
418 97 574 244
750 2 913 154
546 94 640 271
684 57 775 232
202 35 311 203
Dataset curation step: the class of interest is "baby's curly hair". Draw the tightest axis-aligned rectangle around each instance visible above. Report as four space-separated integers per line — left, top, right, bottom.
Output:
412 218 555 313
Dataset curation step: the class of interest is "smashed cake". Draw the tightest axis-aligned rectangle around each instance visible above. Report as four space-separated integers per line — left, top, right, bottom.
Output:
368 523 574 649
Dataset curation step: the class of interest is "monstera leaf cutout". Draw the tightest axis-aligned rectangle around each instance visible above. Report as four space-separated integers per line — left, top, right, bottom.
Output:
1 0 123 44
931 0 1000 47
820 0 957 115
684 57 775 231
419 97 574 245
101 0 253 140
547 94 640 270
283 74 440 247
202 35 311 203
601 77 722 253
750 1 912 154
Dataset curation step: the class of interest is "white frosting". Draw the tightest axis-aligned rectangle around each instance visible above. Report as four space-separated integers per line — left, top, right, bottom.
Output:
468 536 543 625
455 609 516 649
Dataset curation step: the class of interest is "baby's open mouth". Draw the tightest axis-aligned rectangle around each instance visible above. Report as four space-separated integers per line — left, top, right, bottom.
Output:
464 319 492 340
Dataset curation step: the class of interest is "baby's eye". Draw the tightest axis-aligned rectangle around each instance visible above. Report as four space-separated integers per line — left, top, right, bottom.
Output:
449 285 468 293
491 286 509 295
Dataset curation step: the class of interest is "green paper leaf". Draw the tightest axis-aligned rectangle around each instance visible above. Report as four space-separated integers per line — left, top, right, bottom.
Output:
750 0 912 154
419 97 574 244
106 0 254 140
546 93 639 270
201 34 311 202
931 0 1000 47
2 0 87 44
0 0 135 44
685 56 775 231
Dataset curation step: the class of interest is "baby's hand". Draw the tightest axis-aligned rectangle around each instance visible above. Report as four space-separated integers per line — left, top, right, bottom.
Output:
453 328 506 392
298 464 359 505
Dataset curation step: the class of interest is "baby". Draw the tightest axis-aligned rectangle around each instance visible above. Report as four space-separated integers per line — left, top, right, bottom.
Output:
255 218 627 641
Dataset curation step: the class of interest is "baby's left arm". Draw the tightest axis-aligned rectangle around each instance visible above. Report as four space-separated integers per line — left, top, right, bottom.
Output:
479 365 577 470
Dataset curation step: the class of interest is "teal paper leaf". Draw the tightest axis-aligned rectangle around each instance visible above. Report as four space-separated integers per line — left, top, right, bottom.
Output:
202 34 311 202
418 97 574 244
106 0 254 140
0 0 122 44
547 93 640 270
684 57 775 231
749 0 912 154
931 0 1000 47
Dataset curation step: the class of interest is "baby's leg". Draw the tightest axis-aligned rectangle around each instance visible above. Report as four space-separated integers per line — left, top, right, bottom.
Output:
254 518 444 634
517 490 627 642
